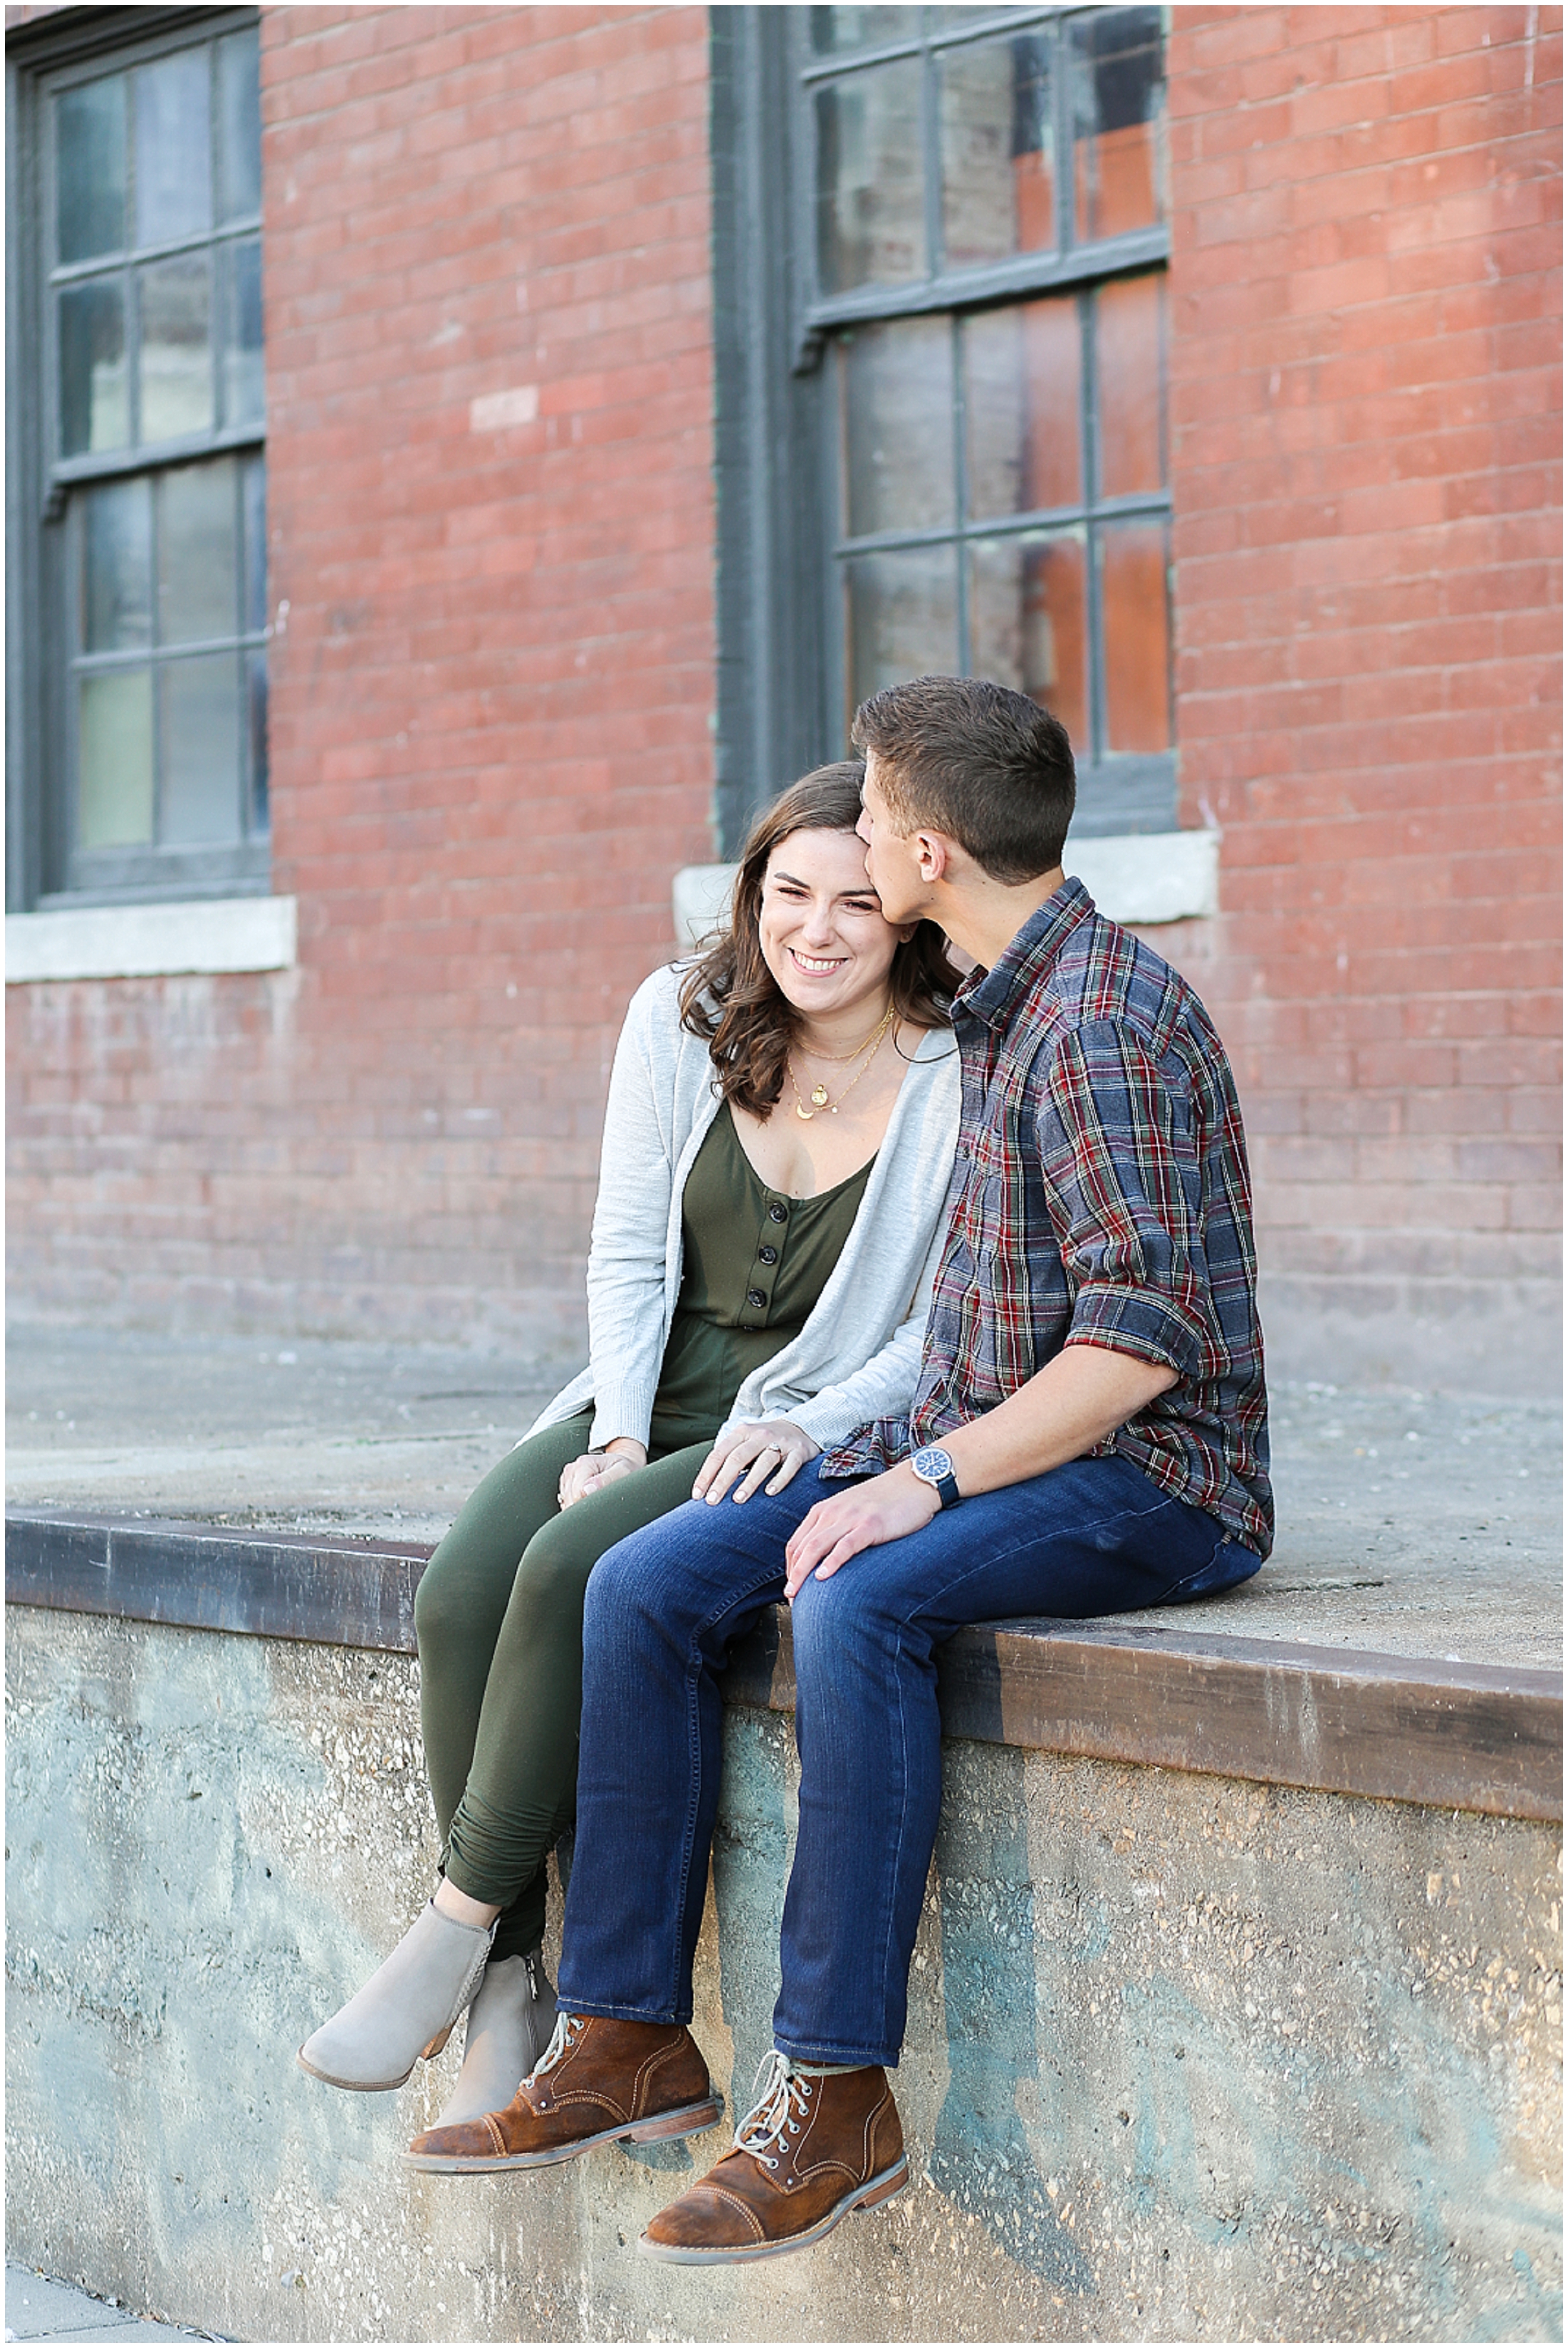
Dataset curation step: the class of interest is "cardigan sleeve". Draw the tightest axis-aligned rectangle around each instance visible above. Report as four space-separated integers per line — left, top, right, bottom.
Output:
582 972 684 1448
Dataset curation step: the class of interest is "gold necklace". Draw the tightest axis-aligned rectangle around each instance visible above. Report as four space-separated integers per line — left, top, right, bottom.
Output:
788 1007 895 1120
796 1003 897 1065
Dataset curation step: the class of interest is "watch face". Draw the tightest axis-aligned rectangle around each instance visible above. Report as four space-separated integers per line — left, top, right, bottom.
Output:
912 1445 953 1483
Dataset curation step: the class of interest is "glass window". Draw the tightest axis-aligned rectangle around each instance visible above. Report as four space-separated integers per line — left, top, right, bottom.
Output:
25 17 269 902
802 7 1173 821
834 269 1169 770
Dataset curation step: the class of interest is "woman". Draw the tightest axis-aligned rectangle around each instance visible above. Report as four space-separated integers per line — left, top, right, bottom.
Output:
297 763 961 2137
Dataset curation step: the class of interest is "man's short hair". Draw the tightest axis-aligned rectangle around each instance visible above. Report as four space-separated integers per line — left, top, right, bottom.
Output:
851 675 1076 883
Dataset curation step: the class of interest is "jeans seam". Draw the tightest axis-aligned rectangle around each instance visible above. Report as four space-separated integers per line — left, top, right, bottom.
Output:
667 1563 787 2014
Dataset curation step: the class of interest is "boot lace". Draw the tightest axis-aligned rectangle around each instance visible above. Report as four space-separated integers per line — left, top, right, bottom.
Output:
733 2048 814 2171
525 2008 582 2085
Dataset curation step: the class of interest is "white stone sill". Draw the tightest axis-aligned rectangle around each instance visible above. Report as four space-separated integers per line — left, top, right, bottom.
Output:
6 895 297 983
674 830 1220 948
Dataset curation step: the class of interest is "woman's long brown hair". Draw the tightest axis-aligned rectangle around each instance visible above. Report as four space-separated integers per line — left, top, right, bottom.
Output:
678 762 960 1118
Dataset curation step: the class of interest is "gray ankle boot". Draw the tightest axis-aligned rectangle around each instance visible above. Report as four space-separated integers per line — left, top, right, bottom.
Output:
297 1901 496 2091
426 1949 557 2130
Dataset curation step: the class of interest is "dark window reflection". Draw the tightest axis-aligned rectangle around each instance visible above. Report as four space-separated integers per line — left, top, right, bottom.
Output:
1071 6 1165 240
59 279 129 454
57 76 126 263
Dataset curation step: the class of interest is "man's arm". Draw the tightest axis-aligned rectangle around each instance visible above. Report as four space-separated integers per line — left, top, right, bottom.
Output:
781 1340 1176 1598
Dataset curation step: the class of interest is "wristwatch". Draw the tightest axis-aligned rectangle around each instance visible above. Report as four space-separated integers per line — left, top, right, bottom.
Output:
909 1444 962 1509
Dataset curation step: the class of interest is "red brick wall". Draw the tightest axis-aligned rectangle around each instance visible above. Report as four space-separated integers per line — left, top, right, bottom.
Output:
1163 4 1561 1388
8 5 1561 1390
8 5 715 1348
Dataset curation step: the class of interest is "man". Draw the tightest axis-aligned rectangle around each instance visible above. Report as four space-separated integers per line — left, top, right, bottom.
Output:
407 676 1272 2264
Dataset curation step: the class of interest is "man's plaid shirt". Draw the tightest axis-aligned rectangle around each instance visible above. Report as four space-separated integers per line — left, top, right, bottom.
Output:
823 879 1273 1559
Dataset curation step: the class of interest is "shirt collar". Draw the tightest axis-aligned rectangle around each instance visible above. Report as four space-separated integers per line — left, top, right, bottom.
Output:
953 876 1095 1031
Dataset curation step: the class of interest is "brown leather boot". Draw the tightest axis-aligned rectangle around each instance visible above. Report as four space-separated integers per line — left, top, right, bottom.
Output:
638 2052 907 2263
402 2011 722 2173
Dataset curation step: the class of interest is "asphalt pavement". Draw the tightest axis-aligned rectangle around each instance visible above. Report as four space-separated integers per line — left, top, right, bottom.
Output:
6 1322 1561 1667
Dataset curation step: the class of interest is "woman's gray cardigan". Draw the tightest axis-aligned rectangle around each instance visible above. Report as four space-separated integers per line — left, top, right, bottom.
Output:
527 963 961 1454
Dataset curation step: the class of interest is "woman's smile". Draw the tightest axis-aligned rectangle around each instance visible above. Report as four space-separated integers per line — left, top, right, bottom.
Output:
757 826 908 1027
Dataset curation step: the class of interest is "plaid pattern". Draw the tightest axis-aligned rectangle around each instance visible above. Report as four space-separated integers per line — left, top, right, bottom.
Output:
823 880 1273 1559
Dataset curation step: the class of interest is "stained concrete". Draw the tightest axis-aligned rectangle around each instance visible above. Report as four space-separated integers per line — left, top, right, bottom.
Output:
4 2264 223 2343
5 1607 1561 2344
6 1324 1561 1665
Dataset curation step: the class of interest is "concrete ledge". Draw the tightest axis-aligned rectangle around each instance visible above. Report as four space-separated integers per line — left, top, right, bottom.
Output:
5 895 297 983
673 833 1219 948
8 1511 1559 1824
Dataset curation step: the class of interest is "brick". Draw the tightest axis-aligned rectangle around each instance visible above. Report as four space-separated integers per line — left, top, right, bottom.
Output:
9 2 1560 1351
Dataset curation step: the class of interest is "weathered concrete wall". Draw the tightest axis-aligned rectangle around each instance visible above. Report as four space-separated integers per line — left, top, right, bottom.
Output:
6 1608 1562 2343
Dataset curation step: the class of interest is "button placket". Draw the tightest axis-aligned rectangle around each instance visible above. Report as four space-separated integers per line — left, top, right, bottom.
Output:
741 1195 789 1329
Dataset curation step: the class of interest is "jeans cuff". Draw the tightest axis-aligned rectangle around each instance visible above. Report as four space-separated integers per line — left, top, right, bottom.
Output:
773 2032 902 2070
556 1995 694 2028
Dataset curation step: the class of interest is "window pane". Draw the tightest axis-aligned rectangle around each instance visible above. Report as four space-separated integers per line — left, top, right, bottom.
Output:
970 532 1087 749
160 652 241 842
811 8 921 54
57 76 126 263
158 459 237 646
840 317 954 537
242 455 268 636
1099 518 1170 754
134 49 212 248
844 549 958 717
221 237 265 428
82 478 153 651
939 34 1053 270
59 280 129 455
816 64 925 294
246 649 269 832
1071 7 1163 243
1095 274 1164 498
78 667 154 847
216 28 262 222
140 254 213 441
964 296 1080 521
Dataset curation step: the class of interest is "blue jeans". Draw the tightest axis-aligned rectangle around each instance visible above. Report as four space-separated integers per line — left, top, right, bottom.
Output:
557 1454 1259 2068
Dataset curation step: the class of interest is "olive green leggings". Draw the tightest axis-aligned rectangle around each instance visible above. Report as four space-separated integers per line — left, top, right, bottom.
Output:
412 1411 714 1961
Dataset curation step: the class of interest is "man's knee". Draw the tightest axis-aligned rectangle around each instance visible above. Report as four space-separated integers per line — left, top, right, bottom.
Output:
580 1520 665 1645
789 1560 897 1672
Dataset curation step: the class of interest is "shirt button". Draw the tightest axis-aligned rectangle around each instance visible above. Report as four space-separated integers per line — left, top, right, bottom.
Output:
768 1201 788 1224
758 1245 778 1265
746 1287 767 1310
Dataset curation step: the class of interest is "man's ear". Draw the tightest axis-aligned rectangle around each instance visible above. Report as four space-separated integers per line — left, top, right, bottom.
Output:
913 829 953 884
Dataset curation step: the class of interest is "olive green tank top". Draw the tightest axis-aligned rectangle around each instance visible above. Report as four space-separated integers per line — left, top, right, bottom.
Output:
650 1102 875 1448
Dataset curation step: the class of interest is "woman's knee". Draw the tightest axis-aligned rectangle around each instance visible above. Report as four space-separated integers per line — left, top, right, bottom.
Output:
506 1516 602 1644
413 1547 473 1655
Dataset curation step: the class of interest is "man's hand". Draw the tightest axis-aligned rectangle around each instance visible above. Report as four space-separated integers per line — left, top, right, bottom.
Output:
781 1342 1180 1598
783 1463 938 1599
694 1419 821 1506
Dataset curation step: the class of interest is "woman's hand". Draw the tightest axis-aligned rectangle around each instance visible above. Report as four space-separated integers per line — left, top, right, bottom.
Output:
558 1439 647 1510
693 1419 820 1506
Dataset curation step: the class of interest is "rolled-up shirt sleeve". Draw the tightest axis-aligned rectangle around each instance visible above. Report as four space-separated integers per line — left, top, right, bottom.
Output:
1034 1022 1219 1379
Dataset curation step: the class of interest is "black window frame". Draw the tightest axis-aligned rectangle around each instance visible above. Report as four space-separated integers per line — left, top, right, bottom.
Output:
711 3 1173 855
7 2 268 914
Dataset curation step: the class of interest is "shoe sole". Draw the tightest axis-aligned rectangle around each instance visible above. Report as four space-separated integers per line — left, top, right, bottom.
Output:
401 2093 725 2173
636 2155 909 2263
296 2023 454 2094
